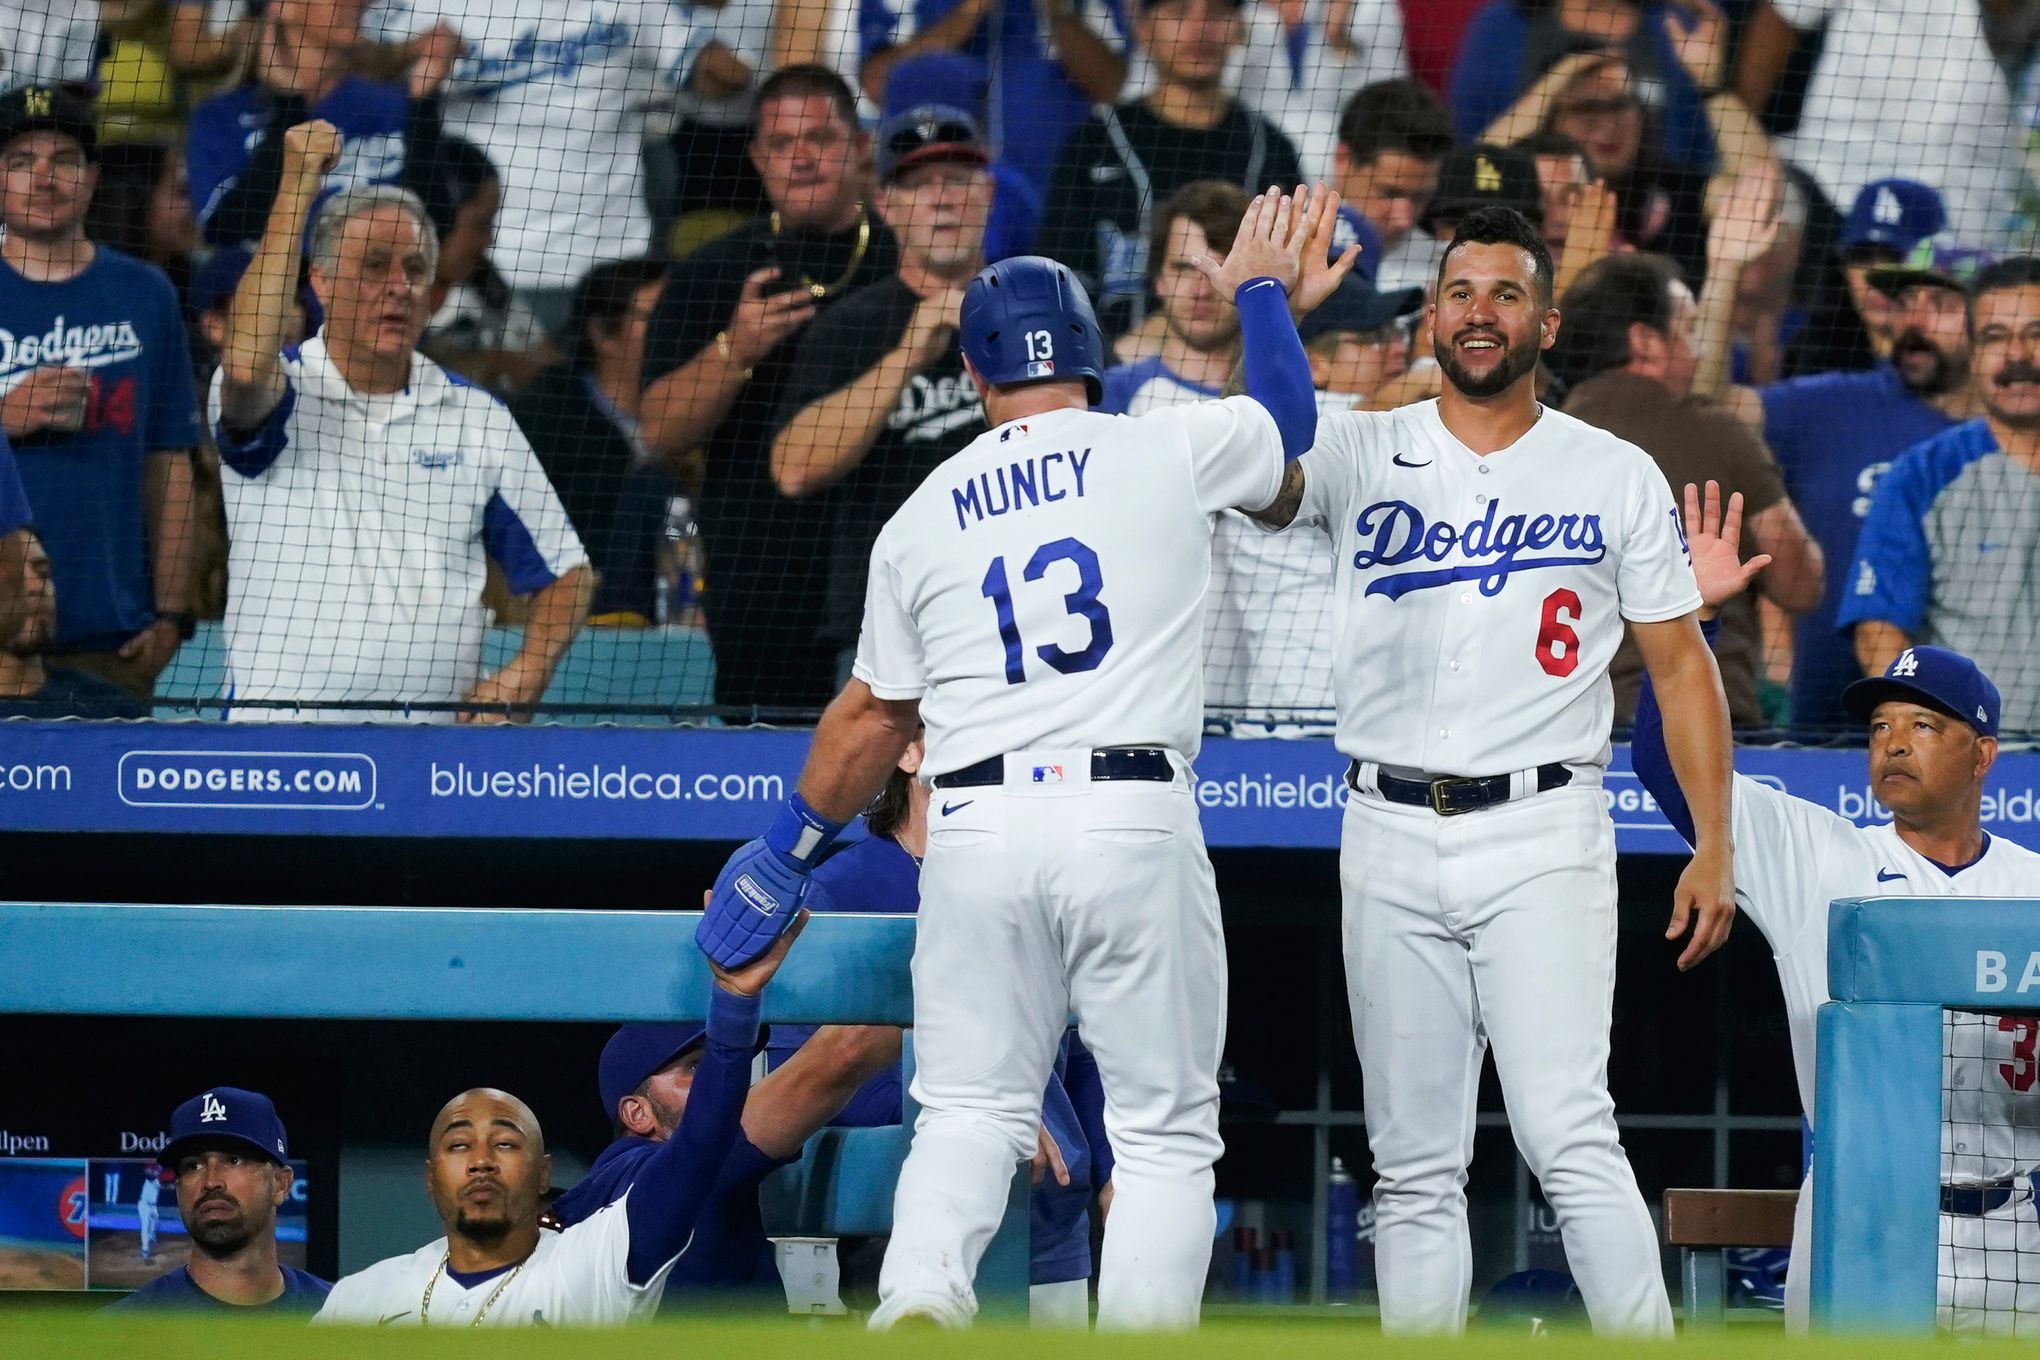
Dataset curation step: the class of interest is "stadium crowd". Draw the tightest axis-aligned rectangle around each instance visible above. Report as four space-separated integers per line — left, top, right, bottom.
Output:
2 0 2040 731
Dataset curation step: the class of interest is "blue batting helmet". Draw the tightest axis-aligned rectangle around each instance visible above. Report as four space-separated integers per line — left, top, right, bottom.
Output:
959 256 1105 404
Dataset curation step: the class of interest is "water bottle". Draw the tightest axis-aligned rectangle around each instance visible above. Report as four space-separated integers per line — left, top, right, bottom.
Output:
1326 1156 1358 1301
657 495 706 629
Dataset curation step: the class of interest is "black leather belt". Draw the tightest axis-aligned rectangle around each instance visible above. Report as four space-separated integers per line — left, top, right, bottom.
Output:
1942 1178 2026 1216
1347 759 1573 816
932 747 1174 789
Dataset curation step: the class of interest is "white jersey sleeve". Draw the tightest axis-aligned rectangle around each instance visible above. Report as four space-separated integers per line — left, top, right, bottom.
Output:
852 529 930 700
1174 395 1287 514
1728 773 1850 959
545 1192 672 1323
479 398 590 591
1615 455 1702 624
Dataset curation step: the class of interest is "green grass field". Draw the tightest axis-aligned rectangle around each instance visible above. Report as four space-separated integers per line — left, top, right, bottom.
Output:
2 1312 2031 1359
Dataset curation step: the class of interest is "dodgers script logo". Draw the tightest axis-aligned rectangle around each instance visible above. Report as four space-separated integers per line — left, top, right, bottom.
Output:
0 315 144 380
1351 498 1606 600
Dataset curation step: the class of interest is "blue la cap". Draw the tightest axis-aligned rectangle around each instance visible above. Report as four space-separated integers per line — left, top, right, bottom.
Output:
163 1087 290 1165
875 103 988 184
598 1023 707 1121
1330 207 1384 290
1840 179 1946 256
1298 274 1424 345
1842 645 2001 737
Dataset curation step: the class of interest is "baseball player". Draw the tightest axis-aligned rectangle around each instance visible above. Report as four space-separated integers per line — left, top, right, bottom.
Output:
1244 204 1737 1335
108 1088 330 1313
314 924 804 1326
1633 481 2040 1336
135 1162 170 1263
696 185 1344 1329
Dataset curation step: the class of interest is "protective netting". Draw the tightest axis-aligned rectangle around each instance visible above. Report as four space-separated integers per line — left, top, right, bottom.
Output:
1940 1007 2040 1336
2 0 2038 728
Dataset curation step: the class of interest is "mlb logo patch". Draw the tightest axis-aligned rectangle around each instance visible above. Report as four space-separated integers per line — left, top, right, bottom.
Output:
1001 422 1030 442
1025 359 1055 379
1031 765 1065 784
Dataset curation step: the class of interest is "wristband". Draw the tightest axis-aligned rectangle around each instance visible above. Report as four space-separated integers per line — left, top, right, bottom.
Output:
706 985 764 1047
763 792 846 868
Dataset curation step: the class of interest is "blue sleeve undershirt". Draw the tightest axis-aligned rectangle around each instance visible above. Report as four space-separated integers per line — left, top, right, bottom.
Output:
1629 617 1720 849
1237 277 1316 461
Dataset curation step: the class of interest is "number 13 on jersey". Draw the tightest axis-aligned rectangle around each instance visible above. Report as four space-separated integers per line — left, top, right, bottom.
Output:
981 538 1114 684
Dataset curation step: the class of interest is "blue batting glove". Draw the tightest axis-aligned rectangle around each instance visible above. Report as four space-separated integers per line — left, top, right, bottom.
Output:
696 795 845 969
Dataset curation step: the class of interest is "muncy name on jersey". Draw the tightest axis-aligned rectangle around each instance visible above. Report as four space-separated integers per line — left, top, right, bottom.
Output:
1352 498 1607 601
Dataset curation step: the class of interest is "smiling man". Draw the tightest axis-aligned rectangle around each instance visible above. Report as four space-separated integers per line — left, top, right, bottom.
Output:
106 1087 329 1313
314 917 808 1326
1244 204 1734 1335
1634 482 2040 1333
1840 257 2040 733
211 118 591 723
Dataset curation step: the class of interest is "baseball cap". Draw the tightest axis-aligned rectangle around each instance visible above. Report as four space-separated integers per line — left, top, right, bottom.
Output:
1424 143 1542 234
0 85 98 162
1842 645 2001 738
1298 275 1424 345
1840 179 1946 256
162 1087 290 1166
186 247 255 318
876 104 989 185
882 52 988 123
599 1022 708 1121
1865 235 1995 299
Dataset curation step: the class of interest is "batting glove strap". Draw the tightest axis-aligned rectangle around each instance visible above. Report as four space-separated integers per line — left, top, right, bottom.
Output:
696 837 811 970
705 986 764 1049
763 793 846 867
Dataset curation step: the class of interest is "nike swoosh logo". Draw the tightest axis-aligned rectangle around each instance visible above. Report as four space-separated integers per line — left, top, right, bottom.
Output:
1391 452 1430 468
1877 868 1904 883
377 1312 413 1325
940 799 974 816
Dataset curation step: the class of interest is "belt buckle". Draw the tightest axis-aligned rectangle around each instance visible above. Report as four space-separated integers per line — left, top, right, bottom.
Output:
1428 778 1475 817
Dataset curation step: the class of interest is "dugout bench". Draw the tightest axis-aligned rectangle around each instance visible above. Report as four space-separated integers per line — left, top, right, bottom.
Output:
1661 1188 1797 1328
0 902 1031 1317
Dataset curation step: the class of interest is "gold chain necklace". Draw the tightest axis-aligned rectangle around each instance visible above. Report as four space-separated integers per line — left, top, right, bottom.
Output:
770 206 871 300
420 1253 525 1326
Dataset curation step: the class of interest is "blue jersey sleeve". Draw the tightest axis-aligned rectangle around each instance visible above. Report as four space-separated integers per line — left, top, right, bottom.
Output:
623 986 761 1285
1238 279 1315 459
858 0 905 62
0 431 29 538
1446 1 1527 142
1833 442 1943 635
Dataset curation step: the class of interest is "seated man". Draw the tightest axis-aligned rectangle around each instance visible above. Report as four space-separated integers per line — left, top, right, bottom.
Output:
210 120 591 722
0 526 152 719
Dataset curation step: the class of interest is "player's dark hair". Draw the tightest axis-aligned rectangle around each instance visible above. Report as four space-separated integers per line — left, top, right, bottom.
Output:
567 256 668 370
754 64 861 134
1148 179 1251 284
1967 256 2040 333
1336 78 1455 166
865 766 913 839
1546 252 1681 388
1436 206 1556 306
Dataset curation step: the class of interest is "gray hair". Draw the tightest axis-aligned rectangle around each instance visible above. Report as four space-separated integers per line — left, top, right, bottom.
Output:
308 183 440 279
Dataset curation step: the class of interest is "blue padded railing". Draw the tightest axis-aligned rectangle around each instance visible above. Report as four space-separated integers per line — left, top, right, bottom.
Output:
0 903 1029 1314
1811 896 2040 1333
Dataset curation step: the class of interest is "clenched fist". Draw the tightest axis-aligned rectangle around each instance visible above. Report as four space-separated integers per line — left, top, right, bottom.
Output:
283 119 342 182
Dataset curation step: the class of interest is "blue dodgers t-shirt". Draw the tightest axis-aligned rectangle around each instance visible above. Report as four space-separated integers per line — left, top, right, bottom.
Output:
0 428 28 536
0 247 201 651
776 830 1096 1287
1759 364 1955 730
105 1264 331 1313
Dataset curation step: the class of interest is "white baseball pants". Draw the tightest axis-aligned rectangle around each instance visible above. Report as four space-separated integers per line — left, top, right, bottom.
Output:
871 753 1226 1330
1339 781 1672 1336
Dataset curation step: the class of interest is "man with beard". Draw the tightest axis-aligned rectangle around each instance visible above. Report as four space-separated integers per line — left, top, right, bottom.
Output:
1841 257 2040 734
315 916 806 1326
0 528 152 719
107 1088 330 1313
1705 241 1986 733
639 66 897 714
1244 204 1735 1335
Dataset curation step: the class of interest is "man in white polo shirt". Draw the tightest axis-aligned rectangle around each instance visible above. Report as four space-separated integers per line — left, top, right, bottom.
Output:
212 119 590 722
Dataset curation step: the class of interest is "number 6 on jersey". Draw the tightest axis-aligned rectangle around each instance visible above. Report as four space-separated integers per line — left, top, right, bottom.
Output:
980 537 1115 684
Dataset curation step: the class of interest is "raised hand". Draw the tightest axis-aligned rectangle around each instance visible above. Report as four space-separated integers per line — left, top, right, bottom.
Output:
1681 479 1771 616
1664 0 1727 90
899 287 965 370
282 119 341 183
1289 182 1363 319
1705 163 1782 273
1193 185 1308 299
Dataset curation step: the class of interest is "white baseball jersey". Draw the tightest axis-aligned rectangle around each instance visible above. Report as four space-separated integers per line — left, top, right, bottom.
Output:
364 0 696 290
852 398 1286 776
1729 776 2040 1179
0 1 99 94
207 336 588 721
138 1176 160 1207
315 1194 672 1326
1102 359 1339 726
1288 400 1700 773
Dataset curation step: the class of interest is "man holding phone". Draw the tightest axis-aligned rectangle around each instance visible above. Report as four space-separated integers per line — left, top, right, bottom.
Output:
0 85 202 699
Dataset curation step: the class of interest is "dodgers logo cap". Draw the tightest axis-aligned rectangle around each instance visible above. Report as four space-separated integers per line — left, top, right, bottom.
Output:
164 1086 290 1165
1840 179 1946 256
1842 646 2000 738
